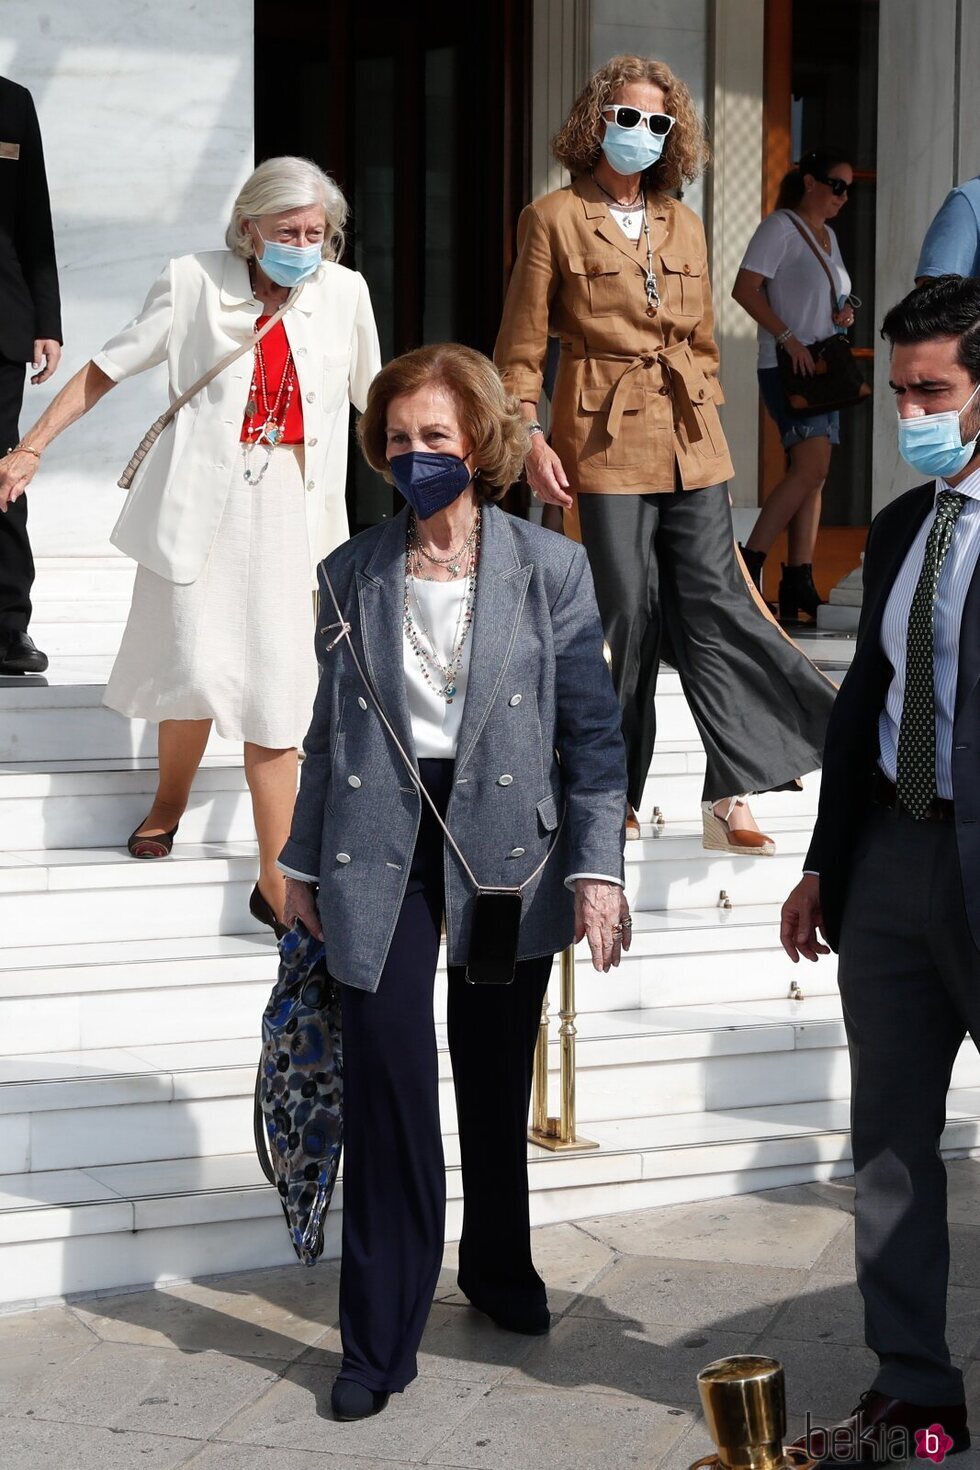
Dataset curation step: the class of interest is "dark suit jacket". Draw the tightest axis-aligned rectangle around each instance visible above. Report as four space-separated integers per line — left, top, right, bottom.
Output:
807 480 980 951
0 76 61 363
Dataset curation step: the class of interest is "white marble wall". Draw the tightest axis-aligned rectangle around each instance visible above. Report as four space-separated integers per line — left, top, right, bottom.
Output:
0 2 252 558
706 0 764 508
872 0 980 514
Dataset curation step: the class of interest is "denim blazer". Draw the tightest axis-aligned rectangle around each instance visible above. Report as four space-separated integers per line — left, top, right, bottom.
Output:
280 502 627 992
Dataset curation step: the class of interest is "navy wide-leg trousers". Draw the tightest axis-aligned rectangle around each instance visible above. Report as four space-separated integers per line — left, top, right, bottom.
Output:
336 758 553 1393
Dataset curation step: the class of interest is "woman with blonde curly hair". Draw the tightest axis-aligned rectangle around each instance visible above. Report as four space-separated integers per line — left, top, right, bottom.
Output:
280 343 629 1419
496 56 835 853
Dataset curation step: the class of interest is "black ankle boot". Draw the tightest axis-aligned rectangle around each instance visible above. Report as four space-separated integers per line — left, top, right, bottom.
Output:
738 544 767 593
778 562 825 622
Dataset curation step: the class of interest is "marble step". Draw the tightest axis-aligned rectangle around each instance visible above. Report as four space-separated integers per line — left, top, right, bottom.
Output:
0 748 821 851
0 659 706 761
7 999 976 1178
33 557 136 603
0 821 814 948
0 757 257 849
28 622 130 658
2 1089 977 1311
0 904 839 1056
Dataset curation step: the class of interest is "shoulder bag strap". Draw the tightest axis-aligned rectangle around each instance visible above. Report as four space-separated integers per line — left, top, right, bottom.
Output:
783 210 840 315
118 280 304 490
318 567 565 894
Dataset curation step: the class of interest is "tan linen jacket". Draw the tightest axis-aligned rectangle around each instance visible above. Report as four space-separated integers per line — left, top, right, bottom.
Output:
495 176 735 500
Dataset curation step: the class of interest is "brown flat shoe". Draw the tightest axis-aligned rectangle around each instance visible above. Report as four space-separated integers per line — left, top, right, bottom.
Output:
625 804 641 842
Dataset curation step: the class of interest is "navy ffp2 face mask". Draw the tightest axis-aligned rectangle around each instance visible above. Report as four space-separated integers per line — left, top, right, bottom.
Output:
389 451 472 519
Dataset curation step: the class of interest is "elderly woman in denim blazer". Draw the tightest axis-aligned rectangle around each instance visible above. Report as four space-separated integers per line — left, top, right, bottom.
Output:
279 343 629 1422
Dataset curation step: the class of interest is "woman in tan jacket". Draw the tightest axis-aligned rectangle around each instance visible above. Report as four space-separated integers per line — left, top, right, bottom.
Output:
495 54 835 852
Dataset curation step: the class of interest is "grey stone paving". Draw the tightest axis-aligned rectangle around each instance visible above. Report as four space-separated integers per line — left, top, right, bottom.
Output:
4 1165 980 1469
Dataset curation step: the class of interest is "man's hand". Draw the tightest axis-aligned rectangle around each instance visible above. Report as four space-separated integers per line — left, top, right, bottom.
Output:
780 874 830 963
283 877 323 940
31 340 62 385
574 878 632 972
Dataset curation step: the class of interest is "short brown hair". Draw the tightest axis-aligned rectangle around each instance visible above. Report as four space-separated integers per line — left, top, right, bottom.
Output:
552 54 708 195
357 344 526 497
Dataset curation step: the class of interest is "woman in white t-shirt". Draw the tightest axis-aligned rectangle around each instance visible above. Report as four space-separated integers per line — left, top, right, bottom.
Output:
732 150 857 620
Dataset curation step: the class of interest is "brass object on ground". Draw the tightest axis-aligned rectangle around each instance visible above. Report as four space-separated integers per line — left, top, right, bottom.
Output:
528 944 599 1152
690 1357 818 1470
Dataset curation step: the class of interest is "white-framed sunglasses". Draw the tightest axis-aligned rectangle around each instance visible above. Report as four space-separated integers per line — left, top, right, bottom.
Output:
602 106 676 137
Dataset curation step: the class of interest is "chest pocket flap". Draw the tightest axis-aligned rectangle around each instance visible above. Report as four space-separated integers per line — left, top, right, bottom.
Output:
568 253 622 318
660 252 704 318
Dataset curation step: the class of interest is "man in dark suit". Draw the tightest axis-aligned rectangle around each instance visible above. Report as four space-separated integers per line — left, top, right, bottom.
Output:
0 75 62 674
781 275 980 1465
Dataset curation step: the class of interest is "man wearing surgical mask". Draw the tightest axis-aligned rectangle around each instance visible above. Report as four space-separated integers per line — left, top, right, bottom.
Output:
779 275 980 1466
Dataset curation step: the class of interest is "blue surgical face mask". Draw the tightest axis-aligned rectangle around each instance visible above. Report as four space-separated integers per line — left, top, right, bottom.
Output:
389 451 472 519
253 228 323 288
897 380 980 480
599 120 666 177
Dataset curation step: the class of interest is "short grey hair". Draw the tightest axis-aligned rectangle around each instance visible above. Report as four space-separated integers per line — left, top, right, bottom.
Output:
226 156 348 262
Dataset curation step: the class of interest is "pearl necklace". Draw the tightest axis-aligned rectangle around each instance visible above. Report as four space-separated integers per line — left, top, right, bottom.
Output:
403 509 481 702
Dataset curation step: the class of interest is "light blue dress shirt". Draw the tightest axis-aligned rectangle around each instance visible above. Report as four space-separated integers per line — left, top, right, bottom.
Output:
878 464 980 798
916 177 980 280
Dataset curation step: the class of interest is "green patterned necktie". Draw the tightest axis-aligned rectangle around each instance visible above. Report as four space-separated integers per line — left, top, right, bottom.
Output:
896 489 968 819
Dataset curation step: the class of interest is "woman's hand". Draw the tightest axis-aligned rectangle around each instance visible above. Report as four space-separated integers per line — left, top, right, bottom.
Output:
832 304 856 330
783 335 816 377
525 434 573 510
283 877 324 941
0 450 39 513
574 878 632 972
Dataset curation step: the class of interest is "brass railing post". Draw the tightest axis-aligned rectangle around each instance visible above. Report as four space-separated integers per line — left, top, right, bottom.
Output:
528 943 599 1153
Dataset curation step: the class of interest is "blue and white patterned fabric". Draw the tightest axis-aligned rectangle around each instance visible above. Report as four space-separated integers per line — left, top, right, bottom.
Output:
254 921 343 1267
879 463 980 798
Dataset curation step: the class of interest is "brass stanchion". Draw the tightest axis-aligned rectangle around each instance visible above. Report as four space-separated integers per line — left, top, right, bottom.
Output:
528 943 599 1152
690 1357 817 1470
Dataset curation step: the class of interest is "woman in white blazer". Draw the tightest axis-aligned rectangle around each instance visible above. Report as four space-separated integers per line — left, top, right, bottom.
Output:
0 156 382 933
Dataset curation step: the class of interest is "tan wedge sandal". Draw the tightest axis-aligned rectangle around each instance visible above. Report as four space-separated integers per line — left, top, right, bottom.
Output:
701 797 775 857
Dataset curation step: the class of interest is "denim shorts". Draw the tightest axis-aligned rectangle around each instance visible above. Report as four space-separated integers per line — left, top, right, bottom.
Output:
758 366 840 450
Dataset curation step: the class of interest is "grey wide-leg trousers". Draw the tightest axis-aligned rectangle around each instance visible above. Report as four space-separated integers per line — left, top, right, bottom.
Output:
838 803 980 1405
576 483 835 808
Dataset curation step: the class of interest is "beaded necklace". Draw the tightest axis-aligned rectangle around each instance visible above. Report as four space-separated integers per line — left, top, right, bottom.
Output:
403 508 481 703
243 327 297 484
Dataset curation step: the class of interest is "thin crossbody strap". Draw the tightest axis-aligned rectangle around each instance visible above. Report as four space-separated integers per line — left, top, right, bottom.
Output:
783 210 840 315
319 567 565 894
117 280 303 490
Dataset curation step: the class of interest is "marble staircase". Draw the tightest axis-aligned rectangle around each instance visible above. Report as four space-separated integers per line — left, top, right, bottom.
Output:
7 601 977 1313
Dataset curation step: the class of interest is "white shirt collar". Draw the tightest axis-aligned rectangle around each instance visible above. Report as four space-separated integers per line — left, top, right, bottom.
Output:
938 460 980 502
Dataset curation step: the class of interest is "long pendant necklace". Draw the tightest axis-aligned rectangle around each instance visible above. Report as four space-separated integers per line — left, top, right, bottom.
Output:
592 172 658 312
639 197 660 316
403 510 481 702
243 326 296 484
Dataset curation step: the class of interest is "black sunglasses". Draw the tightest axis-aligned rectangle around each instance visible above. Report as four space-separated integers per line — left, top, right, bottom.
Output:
603 106 676 137
813 172 851 197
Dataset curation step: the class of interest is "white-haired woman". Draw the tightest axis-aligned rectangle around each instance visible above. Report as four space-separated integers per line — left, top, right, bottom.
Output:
0 156 381 933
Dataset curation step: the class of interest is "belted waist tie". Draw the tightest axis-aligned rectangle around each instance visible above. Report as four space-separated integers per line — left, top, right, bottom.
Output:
562 340 706 443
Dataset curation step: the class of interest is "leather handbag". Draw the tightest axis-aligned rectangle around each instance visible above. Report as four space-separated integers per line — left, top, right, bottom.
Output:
776 213 871 416
254 918 342 1267
117 284 301 491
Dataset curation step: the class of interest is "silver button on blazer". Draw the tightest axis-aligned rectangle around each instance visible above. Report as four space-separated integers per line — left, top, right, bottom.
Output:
280 503 627 992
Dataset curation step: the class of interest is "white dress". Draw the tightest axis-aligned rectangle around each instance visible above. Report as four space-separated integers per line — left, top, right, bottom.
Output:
104 444 319 748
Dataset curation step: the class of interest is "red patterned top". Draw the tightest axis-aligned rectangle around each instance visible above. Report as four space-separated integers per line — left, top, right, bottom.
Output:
240 318 305 444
